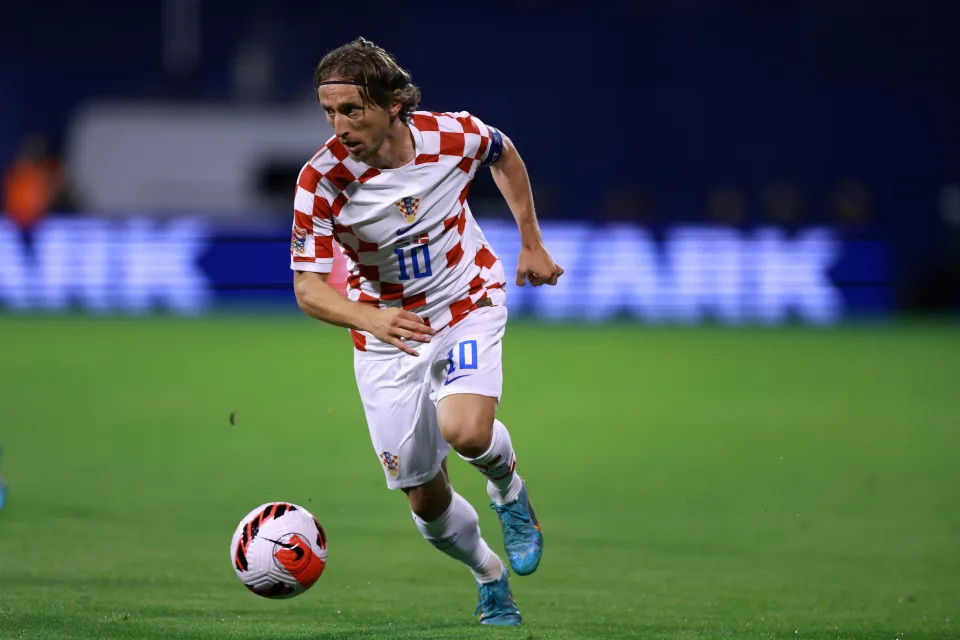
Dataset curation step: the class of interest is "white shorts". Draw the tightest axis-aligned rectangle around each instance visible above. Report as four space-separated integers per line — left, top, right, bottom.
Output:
354 305 507 489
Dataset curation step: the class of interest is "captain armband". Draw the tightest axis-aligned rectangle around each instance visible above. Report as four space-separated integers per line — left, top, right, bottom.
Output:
480 127 504 167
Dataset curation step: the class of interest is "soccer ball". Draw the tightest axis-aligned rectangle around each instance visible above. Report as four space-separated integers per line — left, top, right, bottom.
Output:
230 502 328 598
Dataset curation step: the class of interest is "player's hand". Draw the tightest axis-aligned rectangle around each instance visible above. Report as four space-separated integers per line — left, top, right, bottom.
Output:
363 307 436 356
516 243 564 287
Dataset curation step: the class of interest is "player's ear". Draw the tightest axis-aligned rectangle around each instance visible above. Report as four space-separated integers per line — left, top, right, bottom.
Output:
389 89 403 117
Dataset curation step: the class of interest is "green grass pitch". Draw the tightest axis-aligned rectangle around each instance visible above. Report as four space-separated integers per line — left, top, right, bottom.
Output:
0 315 958 639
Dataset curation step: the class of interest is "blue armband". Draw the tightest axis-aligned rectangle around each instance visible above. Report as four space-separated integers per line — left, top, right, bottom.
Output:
481 127 504 167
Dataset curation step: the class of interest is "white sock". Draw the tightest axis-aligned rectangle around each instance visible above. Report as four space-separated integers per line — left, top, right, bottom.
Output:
412 491 504 583
461 419 524 505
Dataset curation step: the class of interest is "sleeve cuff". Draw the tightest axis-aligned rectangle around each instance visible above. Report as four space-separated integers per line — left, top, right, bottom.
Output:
290 259 334 274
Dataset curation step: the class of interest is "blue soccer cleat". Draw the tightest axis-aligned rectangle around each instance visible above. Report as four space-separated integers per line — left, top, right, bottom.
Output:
474 566 521 626
491 482 543 576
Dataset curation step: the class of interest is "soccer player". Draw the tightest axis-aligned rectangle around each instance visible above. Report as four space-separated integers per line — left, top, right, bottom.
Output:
290 37 563 626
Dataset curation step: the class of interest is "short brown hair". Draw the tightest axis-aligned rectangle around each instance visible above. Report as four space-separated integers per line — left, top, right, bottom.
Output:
313 37 422 121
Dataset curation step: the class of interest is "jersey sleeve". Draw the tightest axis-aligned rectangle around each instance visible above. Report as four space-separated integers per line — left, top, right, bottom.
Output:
472 115 504 168
449 112 504 169
290 163 335 273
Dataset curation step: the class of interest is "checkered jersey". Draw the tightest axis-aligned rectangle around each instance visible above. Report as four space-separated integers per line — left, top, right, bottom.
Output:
291 111 507 354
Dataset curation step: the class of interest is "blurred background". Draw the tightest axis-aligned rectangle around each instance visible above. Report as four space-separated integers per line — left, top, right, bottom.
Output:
1 3 959 637
1 0 958 320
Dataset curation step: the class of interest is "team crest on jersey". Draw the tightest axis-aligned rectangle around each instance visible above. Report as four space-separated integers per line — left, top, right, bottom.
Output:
379 451 399 477
394 196 420 224
291 226 307 254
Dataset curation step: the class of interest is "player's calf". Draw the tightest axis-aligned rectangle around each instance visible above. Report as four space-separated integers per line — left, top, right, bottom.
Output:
404 466 453 522
410 483 503 585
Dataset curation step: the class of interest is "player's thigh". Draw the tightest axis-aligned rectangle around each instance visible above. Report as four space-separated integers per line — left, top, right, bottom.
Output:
354 350 450 490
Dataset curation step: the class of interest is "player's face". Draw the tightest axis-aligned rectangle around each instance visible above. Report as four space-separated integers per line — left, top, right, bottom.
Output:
317 83 392 162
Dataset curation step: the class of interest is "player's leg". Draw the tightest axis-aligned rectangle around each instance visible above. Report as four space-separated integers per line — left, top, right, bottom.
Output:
437 393 543 576
433 306 543 576
405 460 520 625
354 348 449 491
436 394 522 503
354 348 519 625
405 462 503 582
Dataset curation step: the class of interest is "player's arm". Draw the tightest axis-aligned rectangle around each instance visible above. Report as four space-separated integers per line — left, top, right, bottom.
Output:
488 134 564 287
293 271 435 356
293 271 365 329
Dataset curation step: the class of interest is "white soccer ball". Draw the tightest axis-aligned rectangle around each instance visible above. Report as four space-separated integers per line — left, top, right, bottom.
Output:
230 502 328 598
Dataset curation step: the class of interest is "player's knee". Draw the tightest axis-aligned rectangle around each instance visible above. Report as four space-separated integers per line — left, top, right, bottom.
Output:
440 413 494 458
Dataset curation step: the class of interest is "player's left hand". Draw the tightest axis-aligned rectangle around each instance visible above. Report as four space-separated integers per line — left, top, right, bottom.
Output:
516 243 564 287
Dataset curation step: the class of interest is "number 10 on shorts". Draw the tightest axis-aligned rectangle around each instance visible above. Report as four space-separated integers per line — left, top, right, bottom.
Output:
445 340 478 383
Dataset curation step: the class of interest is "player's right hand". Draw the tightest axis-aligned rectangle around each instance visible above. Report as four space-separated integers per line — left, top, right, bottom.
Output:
363 307 436 356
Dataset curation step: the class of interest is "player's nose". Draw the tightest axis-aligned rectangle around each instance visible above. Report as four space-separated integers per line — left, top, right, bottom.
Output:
333 115 350 138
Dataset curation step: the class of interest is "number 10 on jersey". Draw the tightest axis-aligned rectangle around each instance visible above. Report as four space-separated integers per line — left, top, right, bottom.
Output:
394 244 432 280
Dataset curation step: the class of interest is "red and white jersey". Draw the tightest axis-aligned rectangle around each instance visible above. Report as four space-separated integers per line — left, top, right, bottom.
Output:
290 111 507 354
